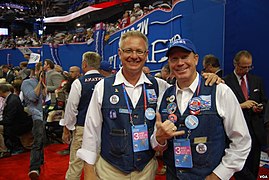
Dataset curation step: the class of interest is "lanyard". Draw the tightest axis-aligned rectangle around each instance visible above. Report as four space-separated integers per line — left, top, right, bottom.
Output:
195 75 201 97
122 83 147 126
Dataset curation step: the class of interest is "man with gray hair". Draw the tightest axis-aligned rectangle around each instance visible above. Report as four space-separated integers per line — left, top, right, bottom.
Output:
224 50 267 180
77 30 170 180
60 51 104 179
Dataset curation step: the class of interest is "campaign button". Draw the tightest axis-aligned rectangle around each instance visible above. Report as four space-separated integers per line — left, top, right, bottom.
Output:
188 97 201 111
185 115 199 130
109 109 117 120
145 108 155 120
167 102 177 114
110 95 119 104
196 143 207 154
168 114 177 123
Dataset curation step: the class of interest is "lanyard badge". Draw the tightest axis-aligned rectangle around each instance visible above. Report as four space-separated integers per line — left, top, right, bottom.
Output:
173 139 193 168
173 113 199 168
132 124 149 152
122 83 150 152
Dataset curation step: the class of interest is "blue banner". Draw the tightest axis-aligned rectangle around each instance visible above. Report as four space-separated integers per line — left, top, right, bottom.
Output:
104 0 225 72
94 22 106 61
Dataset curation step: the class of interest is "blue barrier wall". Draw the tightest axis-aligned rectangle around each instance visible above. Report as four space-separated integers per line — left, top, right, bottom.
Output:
0 0 268 97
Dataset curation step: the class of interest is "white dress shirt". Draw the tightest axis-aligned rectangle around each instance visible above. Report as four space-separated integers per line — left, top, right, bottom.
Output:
59 70 100 130
151 72 251 180
76 68 170 165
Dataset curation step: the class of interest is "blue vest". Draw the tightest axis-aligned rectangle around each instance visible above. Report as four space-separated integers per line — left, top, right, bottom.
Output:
76 73 104 126
100 75 159 173
160 78 226 180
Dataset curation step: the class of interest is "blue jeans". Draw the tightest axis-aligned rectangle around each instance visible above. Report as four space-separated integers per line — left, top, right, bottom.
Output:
30 120 45 172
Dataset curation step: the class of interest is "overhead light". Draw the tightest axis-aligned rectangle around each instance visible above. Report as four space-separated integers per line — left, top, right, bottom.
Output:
77 23 81 27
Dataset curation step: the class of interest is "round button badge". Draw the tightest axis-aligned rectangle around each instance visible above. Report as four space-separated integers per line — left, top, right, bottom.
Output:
196 143 207 154
167 102 177 114
184 115 199 130
188 97 201 111
145 107 156 120
168 114 177 123
110 95 119 105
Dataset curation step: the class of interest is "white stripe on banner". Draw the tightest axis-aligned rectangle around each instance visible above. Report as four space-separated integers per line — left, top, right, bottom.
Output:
150 15 182 25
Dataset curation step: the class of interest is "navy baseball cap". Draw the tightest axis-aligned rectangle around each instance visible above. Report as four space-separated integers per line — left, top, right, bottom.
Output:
100 61 112 72
166 38 196 56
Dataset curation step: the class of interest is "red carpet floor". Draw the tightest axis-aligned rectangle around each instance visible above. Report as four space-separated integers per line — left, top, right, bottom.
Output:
0 143 268 180
0 143 165 180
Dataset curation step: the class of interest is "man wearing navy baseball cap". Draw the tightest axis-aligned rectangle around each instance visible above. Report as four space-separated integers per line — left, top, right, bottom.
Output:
153 38 251 179
166 38 197 57
99 61 113 77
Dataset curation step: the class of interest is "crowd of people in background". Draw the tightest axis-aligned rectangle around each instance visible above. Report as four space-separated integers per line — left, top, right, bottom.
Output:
0 53 114 178
0 2 171 49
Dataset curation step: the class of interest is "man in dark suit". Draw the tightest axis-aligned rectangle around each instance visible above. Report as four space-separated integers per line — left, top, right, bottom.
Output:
0 84 32 154
1 65 15 84
223 50 267 180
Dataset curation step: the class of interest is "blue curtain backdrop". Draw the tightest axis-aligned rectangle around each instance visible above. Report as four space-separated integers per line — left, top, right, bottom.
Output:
224 0 269 98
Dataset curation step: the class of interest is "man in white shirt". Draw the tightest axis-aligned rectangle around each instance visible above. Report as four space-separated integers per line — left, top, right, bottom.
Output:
60 52 104 179
153 38 251 180
77 30 171 180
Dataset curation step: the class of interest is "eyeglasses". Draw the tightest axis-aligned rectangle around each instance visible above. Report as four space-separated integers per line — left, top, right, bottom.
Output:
237 64 254 70
121 48 147 56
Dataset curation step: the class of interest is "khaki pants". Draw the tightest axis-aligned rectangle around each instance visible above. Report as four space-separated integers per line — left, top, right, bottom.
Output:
96 156 158 180
65 126 84 180
0 125 7 152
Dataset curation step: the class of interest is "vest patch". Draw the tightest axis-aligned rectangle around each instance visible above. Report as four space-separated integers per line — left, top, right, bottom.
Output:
84 77 103 82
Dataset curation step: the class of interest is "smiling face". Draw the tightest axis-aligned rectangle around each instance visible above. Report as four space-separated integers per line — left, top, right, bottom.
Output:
168 47 198 88
118 35 148 78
